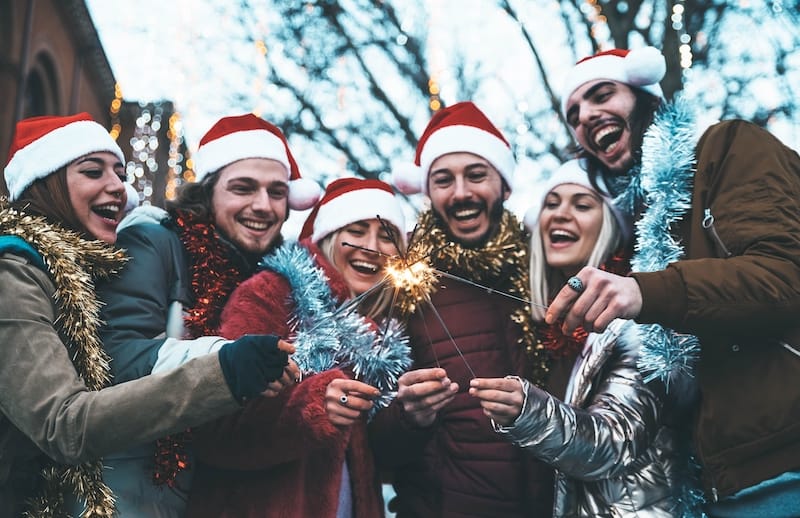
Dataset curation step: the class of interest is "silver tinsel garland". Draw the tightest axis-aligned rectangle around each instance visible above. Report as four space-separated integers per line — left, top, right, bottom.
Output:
613 98 706 517
260 243 412 417
615 96 701 388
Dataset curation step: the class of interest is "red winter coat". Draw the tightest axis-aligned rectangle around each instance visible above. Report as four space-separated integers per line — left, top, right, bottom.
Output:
186 242 385 518
370 276 554 518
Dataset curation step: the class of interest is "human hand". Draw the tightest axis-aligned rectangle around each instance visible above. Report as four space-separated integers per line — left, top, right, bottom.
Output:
218 335 292 403
261 357 302 398
469 377 525 427
396 368 458 428
325 378 381 427
545 267 642 334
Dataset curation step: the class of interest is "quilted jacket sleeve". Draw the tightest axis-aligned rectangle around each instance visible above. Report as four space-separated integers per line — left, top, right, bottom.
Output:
498 324 664 481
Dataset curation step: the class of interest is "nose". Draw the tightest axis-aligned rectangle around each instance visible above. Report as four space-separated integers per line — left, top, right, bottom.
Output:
106 170 125 197
552 202 572 221
251 189 274 213
363 230 380 256
452 176 472 201
579 102 602 126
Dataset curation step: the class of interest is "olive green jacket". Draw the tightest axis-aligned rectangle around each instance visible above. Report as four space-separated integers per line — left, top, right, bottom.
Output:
0 251 239 517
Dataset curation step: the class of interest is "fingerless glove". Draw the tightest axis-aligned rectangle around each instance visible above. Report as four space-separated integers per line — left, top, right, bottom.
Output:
218 334 288 403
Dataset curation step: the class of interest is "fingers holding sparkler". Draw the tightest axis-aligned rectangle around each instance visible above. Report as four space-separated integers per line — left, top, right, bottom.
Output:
469 377 526 427
325 378 381 427
396 368 459 427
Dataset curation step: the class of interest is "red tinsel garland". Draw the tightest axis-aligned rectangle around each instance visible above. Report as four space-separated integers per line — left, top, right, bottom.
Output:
537 251 632 359
153 210 251 487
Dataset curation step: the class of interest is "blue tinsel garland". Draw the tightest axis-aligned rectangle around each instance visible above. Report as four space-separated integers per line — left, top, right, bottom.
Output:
614 96 701 388
260 243 412 418
615 97 706 517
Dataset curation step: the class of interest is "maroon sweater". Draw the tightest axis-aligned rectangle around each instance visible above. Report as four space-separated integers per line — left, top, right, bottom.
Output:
370 276 554 518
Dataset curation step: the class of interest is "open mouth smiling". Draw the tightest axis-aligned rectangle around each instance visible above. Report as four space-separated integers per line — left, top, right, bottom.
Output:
549 229 578 244
92 204 120 221
239 219 273 231
350 259 380 275
592 124 624 154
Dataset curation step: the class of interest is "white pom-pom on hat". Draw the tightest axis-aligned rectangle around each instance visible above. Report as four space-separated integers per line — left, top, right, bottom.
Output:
392 162 425 195
625 46 667 88
288 177 322 211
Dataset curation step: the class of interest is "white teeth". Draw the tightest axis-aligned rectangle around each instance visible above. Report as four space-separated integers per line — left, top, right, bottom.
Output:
241 220 270 230
592 125 622 151
351 260 378 272
94 204 120 212
550 229 577 241
454 208 480 218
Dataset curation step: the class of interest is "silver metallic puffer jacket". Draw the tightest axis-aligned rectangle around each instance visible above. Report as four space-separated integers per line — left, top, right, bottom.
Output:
496 319 692 517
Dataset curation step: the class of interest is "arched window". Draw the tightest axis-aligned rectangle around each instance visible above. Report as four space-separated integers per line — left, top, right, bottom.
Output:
23 52 60 117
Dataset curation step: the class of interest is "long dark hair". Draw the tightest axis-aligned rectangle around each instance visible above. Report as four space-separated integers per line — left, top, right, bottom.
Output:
165 172 220 222
11 168 88 235
578 88 662 190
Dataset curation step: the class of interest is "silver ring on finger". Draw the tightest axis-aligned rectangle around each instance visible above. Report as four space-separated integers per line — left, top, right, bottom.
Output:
339 394 348 406
567 276 585 294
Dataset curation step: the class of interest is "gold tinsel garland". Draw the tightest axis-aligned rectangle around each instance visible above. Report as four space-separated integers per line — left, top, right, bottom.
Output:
0 205 127 518
393 210 549 388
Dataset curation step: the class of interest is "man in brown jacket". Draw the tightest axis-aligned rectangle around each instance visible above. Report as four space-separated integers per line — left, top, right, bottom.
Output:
548 46 800 516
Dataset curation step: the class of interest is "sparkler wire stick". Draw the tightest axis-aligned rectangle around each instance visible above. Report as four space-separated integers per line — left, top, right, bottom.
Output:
433 270 550 310
421 291 477 379
341 242 397 258
415 301 442 370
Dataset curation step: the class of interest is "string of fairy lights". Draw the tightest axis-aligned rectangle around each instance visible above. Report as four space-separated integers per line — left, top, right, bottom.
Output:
105 3 697 206
108 83 193 205
583 0 694 70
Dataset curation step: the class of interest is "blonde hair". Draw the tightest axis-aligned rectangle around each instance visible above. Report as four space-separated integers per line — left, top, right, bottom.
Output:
317 222 404 321
529 201 621 322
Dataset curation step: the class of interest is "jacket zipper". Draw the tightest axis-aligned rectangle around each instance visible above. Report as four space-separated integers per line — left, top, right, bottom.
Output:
702 209 732 258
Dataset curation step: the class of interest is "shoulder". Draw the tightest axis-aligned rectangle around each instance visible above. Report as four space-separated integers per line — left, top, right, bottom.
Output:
236 266 291 298
698 119 783 151
0 250 56 312
0 235 44 270
118 205 169 231
117 217 181 252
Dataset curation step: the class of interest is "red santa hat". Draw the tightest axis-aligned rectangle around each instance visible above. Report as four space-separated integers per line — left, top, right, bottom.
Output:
525 158 631 243
193 113 320 210
299 177 406 245
561 47 666 116
392 101 516 195
4 112 125 201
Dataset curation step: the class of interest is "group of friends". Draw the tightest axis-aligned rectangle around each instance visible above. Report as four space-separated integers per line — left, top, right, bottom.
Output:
1 45 799 518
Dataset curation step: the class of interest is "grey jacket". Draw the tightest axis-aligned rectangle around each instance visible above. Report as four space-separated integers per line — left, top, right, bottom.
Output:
0 251 239 517
497 319 693 517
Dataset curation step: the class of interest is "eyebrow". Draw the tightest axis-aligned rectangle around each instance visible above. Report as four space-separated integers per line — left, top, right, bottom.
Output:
225 177 288 189
566 81 616 121
74 156 124 169
348 220 370 229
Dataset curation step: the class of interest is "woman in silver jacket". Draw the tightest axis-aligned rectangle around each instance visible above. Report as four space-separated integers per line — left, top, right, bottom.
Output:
470 159 698 517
